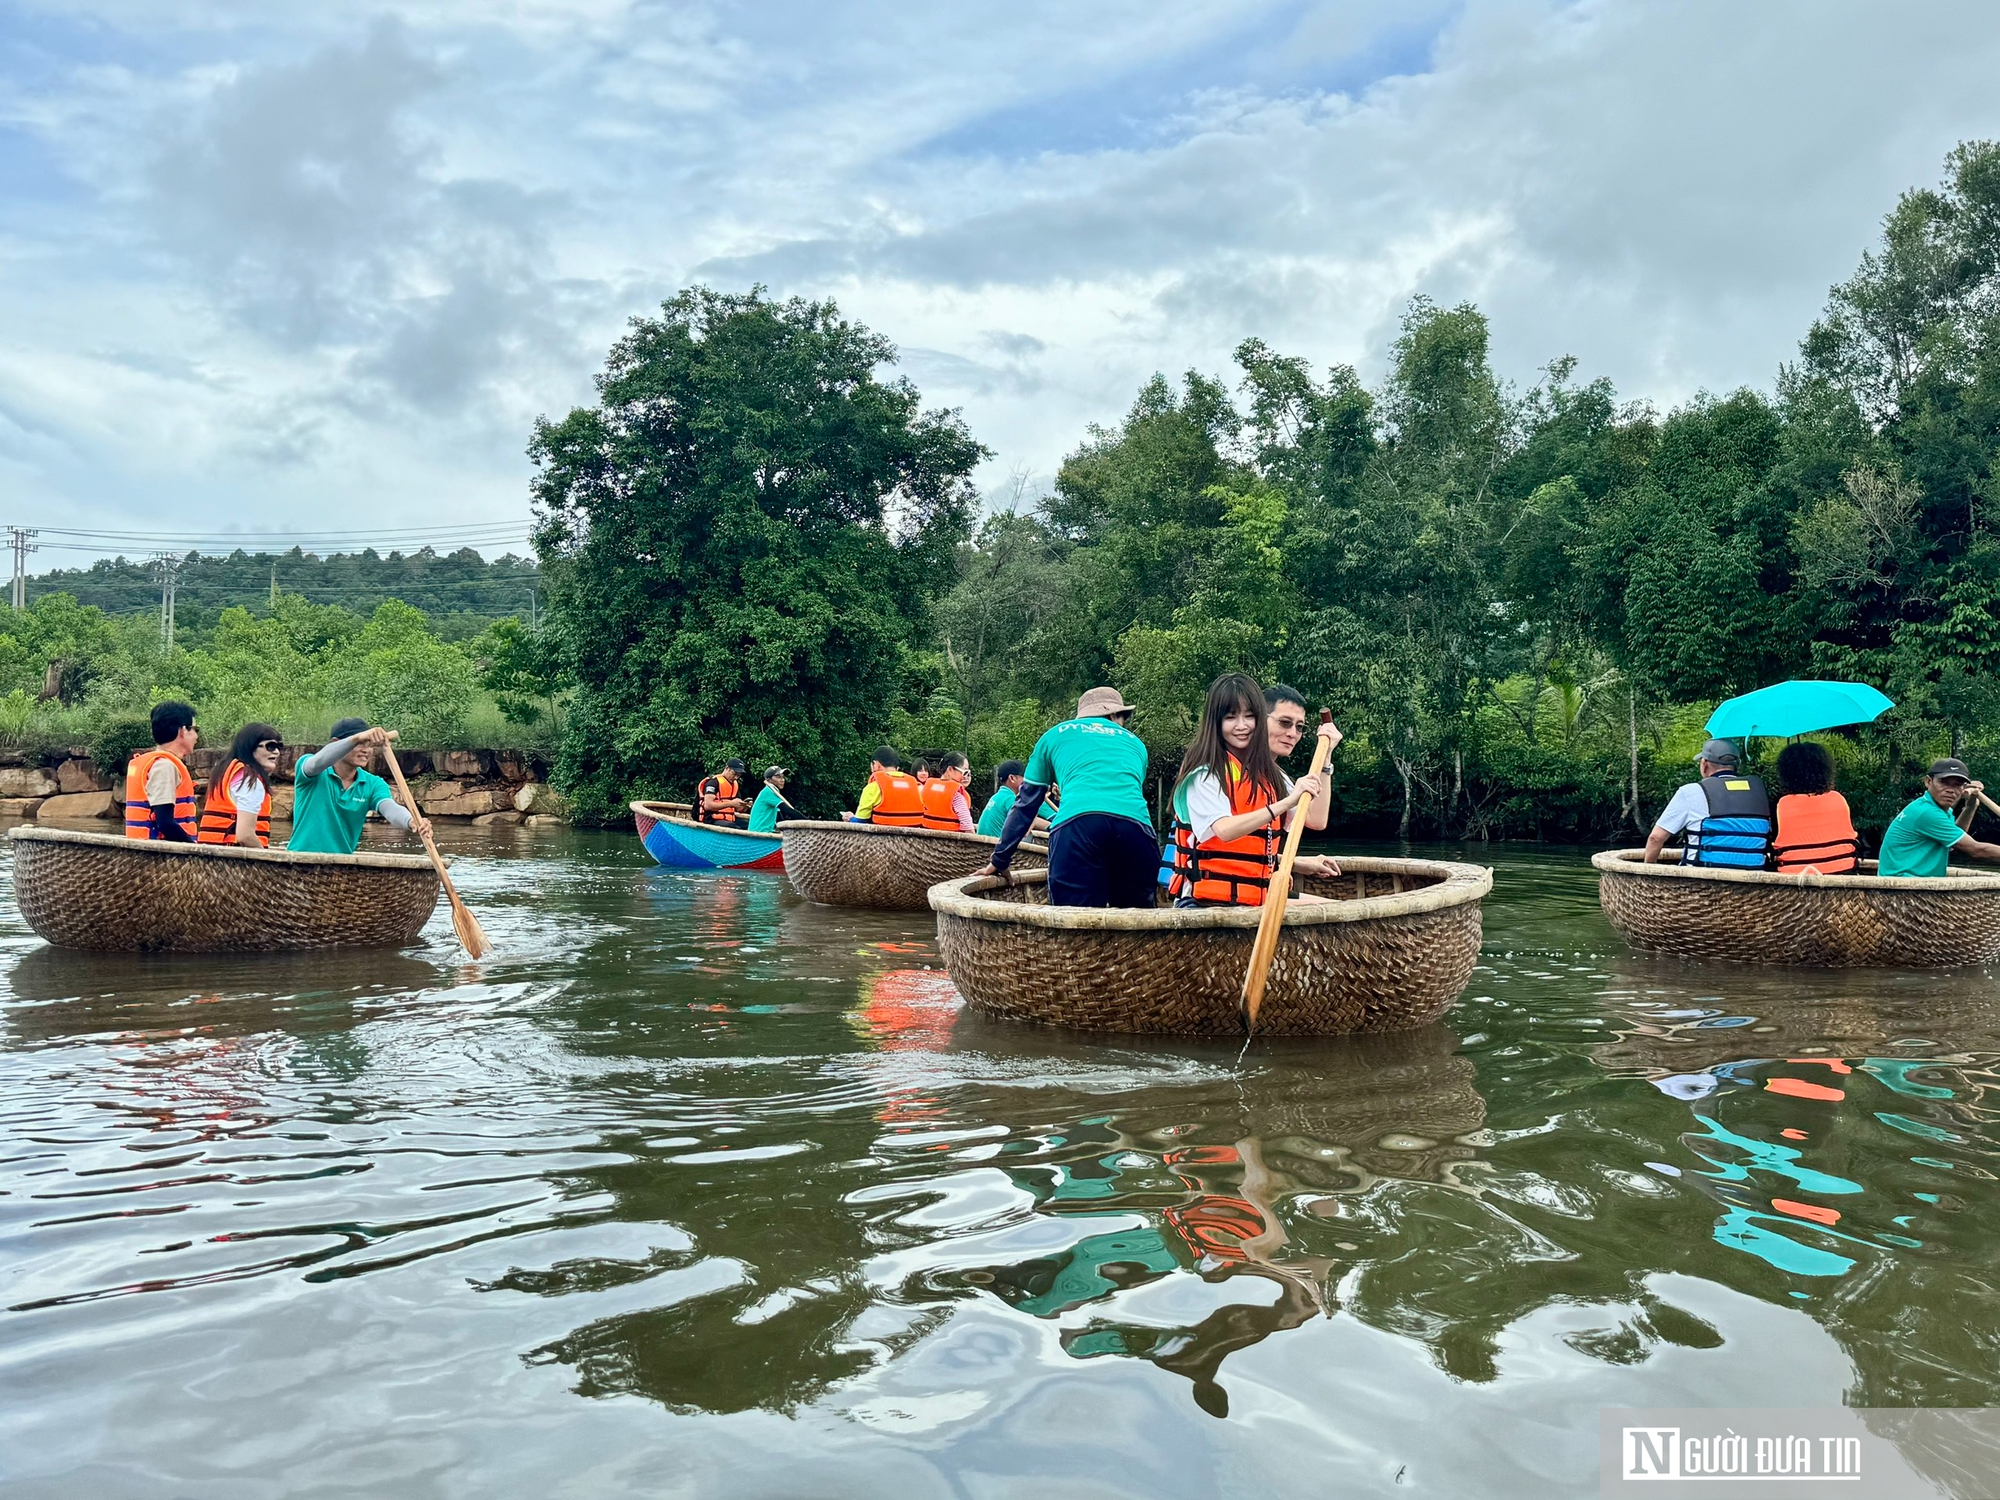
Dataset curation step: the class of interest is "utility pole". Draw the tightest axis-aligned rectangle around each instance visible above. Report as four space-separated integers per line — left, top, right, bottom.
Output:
7 527 37 610
270 560 278 608
151 553 181 652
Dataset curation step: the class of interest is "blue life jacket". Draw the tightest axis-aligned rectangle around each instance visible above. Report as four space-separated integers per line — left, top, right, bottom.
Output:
1684 774 1772 869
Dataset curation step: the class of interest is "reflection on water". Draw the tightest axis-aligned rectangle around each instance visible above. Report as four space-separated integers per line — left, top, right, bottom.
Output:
3 830 1998 1496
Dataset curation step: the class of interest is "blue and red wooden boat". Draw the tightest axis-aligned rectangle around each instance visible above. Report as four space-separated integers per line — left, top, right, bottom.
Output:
631 800 784 872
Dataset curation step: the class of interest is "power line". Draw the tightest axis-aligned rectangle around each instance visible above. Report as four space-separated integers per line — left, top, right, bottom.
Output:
36 520 533 542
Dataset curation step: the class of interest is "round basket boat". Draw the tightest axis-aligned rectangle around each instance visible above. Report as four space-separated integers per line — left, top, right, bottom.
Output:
780 820 1048 911
930 857 1492 1037
630 801 784 872
1593 848 2000 968
11 827 442 953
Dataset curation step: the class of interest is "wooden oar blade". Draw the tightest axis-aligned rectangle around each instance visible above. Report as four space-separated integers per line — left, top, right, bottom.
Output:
453 900 490 959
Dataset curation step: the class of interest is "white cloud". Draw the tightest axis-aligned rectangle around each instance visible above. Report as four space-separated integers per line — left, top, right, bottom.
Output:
2 0 1998 551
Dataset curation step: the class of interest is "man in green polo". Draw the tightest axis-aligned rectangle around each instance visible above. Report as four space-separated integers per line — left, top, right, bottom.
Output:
1876 757 2000 878
287 717 433 855
979 686 1156 907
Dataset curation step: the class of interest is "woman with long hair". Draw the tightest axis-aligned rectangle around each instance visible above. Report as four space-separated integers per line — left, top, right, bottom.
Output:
196 722 284 848
1167 673 1338 906
1772 740 1859 874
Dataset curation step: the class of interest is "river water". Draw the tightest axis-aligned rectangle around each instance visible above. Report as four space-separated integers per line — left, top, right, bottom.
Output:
2 825 1997 1497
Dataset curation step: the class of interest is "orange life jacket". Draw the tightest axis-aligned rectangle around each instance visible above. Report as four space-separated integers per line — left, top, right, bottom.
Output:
919 777 966 833
124 749 196 840
698 772 742 824
1168 756 1281 905
1773 791 1859 874
865 769 925 827
196 761 272 847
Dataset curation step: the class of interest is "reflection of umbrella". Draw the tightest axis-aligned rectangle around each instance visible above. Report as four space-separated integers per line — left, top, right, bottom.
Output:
1705 680 1893 740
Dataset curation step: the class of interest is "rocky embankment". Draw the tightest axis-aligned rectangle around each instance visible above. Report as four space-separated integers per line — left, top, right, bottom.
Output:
0 746 568 826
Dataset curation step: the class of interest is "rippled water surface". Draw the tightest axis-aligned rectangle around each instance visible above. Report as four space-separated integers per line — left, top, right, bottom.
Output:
4 825 1998 1497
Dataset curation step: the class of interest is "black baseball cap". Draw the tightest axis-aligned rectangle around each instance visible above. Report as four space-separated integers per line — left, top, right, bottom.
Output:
725 758 747 774
763 765 787 780
1928 758 1971 781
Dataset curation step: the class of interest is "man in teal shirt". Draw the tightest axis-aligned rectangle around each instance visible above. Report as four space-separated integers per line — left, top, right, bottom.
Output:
981 687 1156 907
977 760 1025 837
288 718 432 854
1877 758 2000 878
747 767 795 832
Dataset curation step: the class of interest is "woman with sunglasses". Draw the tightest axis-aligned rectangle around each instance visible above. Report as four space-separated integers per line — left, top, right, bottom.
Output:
196 723 285 848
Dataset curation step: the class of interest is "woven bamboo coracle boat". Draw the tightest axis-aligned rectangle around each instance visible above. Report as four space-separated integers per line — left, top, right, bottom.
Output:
780 820 1048 910
930 857 1491 1037
11 828 441 954
1594 848 2000 968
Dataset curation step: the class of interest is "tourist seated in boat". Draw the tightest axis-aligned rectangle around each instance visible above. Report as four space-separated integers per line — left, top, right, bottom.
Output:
977 760 1025 837
1876 757 2000 878
1770 741 1859 874
696 760 752 824
1643 739 1771 867
920 752 976 833
746 766 799 832
195 723 284 848
287 718 432 855
847 746 924 826
124 700 200 842
1165 673 1338 907
978 685 1157 908
1263 683 1337 840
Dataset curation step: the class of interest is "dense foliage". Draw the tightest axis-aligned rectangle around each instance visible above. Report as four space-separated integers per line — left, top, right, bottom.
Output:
531 288 985 821
0 589 553 763
919 143 2000 841
30 547 541 639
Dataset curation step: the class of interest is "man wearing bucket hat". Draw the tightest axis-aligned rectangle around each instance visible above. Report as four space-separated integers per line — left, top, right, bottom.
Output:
979 685 1156 907
1876 758 2000 879
1643 738 1773 868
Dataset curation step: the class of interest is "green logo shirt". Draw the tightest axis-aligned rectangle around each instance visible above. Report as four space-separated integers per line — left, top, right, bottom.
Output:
1022 717 1153 831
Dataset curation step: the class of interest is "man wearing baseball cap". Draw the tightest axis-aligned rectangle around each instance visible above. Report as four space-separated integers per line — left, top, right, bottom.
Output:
979 685 1156 906
1643 738 1773 867
1876 758 2000 878
747 766 797 832
697 758 752 825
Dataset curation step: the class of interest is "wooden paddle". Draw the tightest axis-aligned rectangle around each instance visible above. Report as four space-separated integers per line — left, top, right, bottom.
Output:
380 737 490 959
1240 709 1334 1033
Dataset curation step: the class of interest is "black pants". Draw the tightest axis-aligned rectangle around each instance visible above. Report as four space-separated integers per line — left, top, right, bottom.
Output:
1047 813 1159 908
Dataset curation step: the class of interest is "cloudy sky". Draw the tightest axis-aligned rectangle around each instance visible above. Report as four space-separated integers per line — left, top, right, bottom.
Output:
4 0 1998 561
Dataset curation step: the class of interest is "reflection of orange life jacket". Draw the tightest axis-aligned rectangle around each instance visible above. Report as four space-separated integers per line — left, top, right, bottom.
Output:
700 772 741 824
1168 756 1280 905
866 770 925 827
124 749 196 840
919 778 965 832
197 761 272 847
1774 791 1859 874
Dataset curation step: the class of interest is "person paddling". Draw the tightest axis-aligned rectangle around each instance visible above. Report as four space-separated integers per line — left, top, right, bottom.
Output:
978 686 1156 908
1167 674 1339 906
287 718 432 855
196 723 283 848
1876 758 2000 878
1264 683 1338 844
747 766 799 832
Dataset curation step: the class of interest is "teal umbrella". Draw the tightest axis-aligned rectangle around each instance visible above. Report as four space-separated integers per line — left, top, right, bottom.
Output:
1705 680 1893 740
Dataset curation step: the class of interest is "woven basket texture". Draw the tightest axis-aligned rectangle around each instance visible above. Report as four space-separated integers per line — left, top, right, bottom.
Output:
1594 849 2000 968
931 858 1489 1036
12 828 440 953
781 820 1047 910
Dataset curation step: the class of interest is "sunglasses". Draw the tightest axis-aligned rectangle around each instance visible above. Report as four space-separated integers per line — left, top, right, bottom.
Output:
257 738 285 752
1271 716 1308 732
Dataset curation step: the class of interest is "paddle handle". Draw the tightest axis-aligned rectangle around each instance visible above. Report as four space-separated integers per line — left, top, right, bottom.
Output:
1978 789 2000 821
1241 710 1334 1030
381 740 487 957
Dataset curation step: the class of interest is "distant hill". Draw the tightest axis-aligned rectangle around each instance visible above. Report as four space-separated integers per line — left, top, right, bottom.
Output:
28 547 541 638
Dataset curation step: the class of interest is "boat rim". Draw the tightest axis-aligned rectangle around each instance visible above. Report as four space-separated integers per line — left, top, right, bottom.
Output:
9 826 437 872
780 818 1047 852
629 800 779 839
928 855 1491 931
1593 846 2000 893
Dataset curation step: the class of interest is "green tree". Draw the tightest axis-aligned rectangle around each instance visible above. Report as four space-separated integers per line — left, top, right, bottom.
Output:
531 287 985 820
